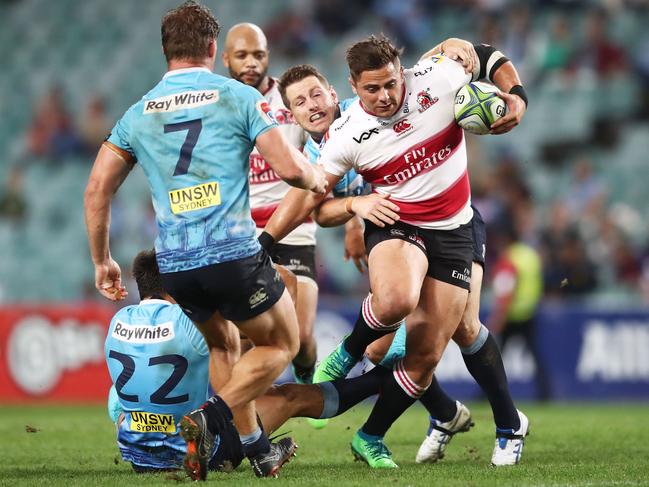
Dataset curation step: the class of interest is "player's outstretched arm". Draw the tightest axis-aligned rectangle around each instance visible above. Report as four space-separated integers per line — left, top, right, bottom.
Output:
84 143 133 301
255 127 327 194
263 172 340 245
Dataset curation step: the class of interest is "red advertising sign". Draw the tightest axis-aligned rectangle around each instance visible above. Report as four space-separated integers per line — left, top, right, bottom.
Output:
0 304 116 403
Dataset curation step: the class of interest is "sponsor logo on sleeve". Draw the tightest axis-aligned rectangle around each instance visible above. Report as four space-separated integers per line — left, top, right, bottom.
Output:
130 411 176 433
112 321 175 343
414 65 433 77
257 100 278 125
273 107 296 125
168 181 221 214
352 128 379 144
143 90 219 114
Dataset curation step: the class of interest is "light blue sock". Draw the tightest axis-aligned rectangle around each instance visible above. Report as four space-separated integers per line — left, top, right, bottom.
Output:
317 382 340 419
239 427 262 446
378 322 407 367
459 324 489 355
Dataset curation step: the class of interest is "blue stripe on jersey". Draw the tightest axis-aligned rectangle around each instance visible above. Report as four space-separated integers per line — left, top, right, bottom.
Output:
107 68 277 273
104 299 212 468
303 97 370 197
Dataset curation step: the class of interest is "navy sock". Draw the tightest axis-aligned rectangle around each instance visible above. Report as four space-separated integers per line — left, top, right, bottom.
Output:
240 427 271 458
318 366 390 418
344 294 402 359
361 361 423 437
461 330 520 430
203 394 234 435
418 375 457 423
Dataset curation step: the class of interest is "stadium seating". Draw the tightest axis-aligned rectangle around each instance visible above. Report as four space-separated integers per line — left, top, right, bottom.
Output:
2 0 648 302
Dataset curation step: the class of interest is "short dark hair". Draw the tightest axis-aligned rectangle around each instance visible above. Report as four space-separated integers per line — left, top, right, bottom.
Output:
346 35 403 81
132 249 165 300
161 1 220 63
278 64 329 108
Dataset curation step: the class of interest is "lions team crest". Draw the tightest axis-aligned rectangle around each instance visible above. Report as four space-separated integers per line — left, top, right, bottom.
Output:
256 100 278 125
417 90 439 113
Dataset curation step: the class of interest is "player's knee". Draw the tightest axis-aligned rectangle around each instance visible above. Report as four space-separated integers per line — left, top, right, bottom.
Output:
373 292 417 325
365 341 388 364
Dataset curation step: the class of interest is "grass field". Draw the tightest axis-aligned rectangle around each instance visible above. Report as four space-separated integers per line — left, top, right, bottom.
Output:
1 402 648 486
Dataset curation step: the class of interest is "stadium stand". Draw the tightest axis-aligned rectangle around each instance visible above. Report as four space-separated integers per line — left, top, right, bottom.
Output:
2 0 649 304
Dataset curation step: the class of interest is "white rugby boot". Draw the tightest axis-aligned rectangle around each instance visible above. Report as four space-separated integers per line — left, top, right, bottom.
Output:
415 401 474 463
491 409 529 466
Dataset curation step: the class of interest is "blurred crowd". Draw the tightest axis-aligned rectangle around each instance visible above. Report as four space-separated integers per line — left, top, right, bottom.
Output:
4 0 649 304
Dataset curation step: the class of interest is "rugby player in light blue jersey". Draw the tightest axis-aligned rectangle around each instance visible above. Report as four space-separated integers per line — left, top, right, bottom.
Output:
271 46 527 468
106 250 245 473
84 2 326 481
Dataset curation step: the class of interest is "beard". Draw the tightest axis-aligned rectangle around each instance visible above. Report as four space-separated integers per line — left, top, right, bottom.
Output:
229 66 268 90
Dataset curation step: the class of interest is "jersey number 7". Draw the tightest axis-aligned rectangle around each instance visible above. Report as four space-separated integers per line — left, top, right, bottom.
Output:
164 119 202 176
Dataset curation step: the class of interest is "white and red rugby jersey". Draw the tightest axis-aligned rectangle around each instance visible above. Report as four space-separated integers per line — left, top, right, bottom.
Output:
319 55 477 230
248 78 313 245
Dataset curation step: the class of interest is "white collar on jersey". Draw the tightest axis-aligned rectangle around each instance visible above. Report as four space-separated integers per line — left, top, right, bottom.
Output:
139 298 172 305
163 67 212 79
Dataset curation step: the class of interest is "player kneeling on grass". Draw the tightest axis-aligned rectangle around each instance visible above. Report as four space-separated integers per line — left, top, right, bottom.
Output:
105 249 250 474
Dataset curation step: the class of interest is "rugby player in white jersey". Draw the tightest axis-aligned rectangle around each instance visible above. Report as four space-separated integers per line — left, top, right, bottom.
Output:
264 35 529 467
221 23 320 383
274 48 528 466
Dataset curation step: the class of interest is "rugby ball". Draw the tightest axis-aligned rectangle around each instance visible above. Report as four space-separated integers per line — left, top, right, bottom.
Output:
454 82 506 135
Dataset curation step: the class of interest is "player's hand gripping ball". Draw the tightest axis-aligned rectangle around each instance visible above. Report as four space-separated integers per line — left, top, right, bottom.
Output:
454 82 507 135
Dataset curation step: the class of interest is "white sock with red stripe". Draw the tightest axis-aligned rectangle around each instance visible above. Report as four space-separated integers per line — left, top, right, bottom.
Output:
361 359 430 437
393 359 427 398
343 293 405 359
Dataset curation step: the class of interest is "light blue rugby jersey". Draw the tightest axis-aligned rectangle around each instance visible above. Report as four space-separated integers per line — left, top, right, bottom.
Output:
105 299 212 468
107 68 278 273
303 97 369 197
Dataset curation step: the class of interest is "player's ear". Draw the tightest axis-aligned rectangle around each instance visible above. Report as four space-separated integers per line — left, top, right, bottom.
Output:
349 77 357 95
208 39 217 58
330 86 339 104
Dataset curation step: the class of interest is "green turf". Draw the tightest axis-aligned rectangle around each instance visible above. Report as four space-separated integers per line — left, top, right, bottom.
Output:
1 402 648 486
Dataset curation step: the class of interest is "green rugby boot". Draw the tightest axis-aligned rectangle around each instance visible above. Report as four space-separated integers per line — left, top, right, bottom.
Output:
312 339 358 383
350 431 398 469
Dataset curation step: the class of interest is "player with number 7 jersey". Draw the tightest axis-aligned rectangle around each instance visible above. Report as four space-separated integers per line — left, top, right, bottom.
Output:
106 70 296 274
84 3 326 480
